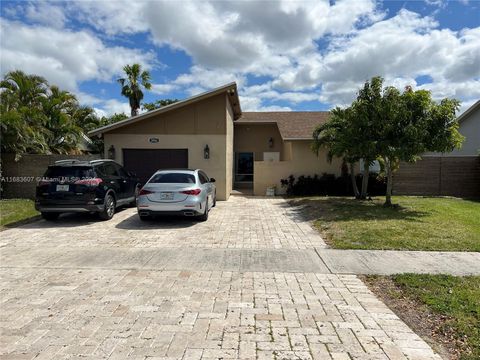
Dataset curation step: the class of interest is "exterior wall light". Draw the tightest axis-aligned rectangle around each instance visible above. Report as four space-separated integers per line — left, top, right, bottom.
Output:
108 145 116 160
268 137 274 148
204 144 210 159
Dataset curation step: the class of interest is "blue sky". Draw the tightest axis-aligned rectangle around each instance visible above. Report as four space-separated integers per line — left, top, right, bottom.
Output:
1 0 479 116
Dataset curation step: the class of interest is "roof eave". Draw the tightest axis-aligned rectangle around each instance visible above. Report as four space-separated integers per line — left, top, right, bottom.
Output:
457 100 480 124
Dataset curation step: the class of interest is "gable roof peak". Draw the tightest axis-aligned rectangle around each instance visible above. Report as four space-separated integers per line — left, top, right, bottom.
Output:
89 82 241 136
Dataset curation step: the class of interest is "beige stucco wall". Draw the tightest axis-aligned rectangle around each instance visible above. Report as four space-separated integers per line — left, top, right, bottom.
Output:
225 97 234 198
234 123 283 161
254 140 344 196
106 94 227 135
101 93 234 200
104 133 229 200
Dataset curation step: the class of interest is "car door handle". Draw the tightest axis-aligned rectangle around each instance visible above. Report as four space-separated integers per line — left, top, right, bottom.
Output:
110 181 115 184
123 180 127 183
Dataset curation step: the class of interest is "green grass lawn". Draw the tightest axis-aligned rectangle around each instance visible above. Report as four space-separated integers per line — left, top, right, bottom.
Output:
289 196 480 251
368 274 480 360
0 199 39 228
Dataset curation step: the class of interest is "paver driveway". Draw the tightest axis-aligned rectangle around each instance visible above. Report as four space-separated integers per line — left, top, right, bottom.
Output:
0 196 441 359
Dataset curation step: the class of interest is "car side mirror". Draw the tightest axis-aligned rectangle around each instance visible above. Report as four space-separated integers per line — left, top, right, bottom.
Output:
210 178 216 183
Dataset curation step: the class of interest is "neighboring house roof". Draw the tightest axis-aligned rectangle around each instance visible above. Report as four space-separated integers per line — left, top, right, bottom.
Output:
89 82 241 136
235 111 330 140
457 100 480 124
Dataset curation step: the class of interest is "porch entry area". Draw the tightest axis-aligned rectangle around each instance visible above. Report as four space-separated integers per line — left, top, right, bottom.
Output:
234 152 253 192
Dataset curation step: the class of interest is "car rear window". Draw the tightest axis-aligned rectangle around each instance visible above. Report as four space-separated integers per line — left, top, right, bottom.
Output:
149 173 196 184
44 166 95 180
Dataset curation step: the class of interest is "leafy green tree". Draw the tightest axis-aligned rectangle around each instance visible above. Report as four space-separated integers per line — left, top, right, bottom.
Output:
142 99 179 111
377 84 463 206
351 77 384 199
117 64 152 116
314 76 462 205
312 86 382 200
312 106 361 198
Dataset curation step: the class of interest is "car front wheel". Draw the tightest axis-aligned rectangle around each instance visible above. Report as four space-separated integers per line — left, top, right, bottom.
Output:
99 193 116 220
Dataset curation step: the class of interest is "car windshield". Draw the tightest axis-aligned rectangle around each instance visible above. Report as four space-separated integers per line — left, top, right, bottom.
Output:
44 166 95 181
149 173 196 184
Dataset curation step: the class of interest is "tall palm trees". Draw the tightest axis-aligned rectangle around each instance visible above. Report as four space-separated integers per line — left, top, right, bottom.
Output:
1 71 50 156
0 70 94 157
117 64 152 116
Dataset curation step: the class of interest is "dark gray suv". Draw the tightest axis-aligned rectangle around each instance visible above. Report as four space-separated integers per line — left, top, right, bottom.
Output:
35 159 141 220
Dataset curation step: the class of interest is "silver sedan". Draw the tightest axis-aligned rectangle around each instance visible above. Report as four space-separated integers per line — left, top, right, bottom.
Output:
137 169 216 221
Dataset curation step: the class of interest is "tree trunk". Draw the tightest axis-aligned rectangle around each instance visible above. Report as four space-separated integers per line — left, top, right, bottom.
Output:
131 108 138 117
349 162 360 199
360 160 369 199
384 157 393 206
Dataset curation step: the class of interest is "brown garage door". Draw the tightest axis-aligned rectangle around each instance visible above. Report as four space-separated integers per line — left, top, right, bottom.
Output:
123 149 188 184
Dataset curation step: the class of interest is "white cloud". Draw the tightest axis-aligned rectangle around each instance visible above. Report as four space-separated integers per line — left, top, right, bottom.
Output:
239 95 292 112
172 66 246 97
0 19 156 91
25 2 66 29
286 9 480 106
61 0 380 78
67 0 149 35
77 93 131 118
94 99 131 118
2 0 478 113
150 83 179 95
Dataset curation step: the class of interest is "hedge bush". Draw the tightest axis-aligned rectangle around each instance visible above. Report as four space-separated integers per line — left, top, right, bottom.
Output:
280 173 386 197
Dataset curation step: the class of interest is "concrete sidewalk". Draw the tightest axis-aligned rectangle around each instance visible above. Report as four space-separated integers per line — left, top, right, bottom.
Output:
3 245 478 275
316 249 480 276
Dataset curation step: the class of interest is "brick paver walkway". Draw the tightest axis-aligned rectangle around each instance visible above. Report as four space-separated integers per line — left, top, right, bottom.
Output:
0 196 443 359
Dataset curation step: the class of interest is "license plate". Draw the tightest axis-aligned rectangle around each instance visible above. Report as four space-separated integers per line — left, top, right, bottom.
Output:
56 185 69 192
160 192 174 200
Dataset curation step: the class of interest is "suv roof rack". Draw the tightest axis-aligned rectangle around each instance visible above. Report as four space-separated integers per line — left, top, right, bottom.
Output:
54 159 82 165
90 159 115 163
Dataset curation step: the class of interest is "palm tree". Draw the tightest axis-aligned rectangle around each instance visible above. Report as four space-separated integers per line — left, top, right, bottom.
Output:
312 107 361 198
0 70 50 156
117 64 152 116
1 70 96 157
0 70 48 110
42 86 83 154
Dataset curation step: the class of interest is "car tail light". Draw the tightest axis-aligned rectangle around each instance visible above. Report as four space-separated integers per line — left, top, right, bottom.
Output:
37 179 52 186
139 188 154 196
74 178 103 186
181 189 202 196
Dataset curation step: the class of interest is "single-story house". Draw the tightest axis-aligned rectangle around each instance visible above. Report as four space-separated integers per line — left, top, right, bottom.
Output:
89 82 342 200
89 83 479 200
